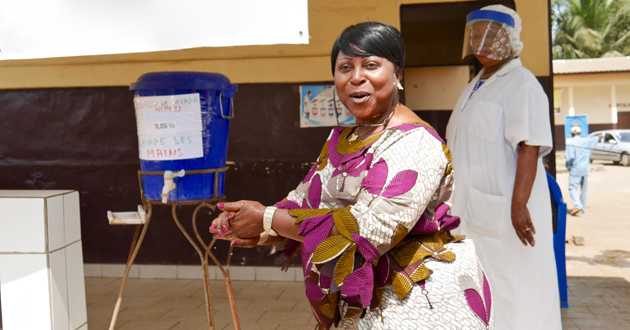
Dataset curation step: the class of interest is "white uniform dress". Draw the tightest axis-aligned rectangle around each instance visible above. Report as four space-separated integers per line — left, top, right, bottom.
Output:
445 59 562 330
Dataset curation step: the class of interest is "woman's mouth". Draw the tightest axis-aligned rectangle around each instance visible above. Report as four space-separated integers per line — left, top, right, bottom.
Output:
349 92 371 104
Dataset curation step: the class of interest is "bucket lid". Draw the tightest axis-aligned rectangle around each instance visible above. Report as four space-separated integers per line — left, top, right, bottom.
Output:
130 72 237 97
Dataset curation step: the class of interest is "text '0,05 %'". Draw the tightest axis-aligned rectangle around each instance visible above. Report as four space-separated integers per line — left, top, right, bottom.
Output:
154 123 176 130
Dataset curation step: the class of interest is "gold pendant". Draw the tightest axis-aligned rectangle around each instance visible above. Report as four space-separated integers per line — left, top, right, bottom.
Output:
348 134 359 142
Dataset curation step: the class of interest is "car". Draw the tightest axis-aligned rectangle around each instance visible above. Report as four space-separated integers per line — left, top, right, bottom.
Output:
588 129 630 166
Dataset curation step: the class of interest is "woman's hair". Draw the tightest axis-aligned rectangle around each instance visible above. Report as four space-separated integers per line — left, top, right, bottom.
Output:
331 22 406 76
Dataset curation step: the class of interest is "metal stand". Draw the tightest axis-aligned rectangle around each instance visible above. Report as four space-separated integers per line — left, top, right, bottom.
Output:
109 167 240 330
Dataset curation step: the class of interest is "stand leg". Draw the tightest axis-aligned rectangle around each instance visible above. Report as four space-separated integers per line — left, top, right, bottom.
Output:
202 254 214 330
173 205 217 330
109 206 152 330
173 203 241 330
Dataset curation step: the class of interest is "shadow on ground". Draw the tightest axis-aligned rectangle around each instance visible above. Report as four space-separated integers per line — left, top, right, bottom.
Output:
566 250 630 268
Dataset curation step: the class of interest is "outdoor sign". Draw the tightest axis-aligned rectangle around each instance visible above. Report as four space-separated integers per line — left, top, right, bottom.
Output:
564 115 589 142
134 93 203 160
300 85 355 128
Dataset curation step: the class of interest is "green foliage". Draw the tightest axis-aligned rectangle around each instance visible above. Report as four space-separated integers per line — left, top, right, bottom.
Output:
552 0 630 59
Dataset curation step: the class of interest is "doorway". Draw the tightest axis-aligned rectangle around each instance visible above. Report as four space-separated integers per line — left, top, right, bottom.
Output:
400 1 516 138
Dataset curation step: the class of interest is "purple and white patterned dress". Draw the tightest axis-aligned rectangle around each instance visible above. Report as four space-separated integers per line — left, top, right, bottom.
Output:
275 122 494 330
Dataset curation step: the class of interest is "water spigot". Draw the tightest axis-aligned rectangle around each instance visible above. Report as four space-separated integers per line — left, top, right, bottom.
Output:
161 169 185 203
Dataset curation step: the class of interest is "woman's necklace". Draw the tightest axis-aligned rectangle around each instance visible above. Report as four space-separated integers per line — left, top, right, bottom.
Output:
347 102 400 142
481 59 511 80
348 126 378 142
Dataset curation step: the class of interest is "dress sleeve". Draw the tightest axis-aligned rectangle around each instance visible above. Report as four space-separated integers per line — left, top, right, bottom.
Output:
504 82 553 157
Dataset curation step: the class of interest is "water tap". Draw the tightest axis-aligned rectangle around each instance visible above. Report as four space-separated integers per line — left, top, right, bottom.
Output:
161 169 185 203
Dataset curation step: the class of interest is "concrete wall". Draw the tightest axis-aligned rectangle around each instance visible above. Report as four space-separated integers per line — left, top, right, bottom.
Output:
553 72 630 149
0 0 550 89
0 0 554 266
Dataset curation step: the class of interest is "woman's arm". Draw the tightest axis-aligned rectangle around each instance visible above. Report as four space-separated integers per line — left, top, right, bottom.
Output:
511 142 539 247
210 202 342 247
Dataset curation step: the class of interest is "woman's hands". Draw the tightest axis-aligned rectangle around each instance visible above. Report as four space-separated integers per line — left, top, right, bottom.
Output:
511 204 536 247
209 200 266 248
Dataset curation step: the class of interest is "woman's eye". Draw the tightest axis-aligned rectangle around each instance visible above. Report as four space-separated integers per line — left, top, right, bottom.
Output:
339 64 351 71
365 62 378 69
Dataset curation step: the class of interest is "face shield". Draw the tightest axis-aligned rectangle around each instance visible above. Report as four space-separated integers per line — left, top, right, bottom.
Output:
462 10 515 61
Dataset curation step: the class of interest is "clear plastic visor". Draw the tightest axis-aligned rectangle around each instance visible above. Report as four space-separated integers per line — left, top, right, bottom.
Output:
462 20 512 61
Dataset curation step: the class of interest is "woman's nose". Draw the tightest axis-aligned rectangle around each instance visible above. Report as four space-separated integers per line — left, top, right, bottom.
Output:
350 68 367 85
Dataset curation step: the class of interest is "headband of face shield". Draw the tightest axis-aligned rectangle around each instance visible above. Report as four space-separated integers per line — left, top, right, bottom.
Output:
463 10 515 61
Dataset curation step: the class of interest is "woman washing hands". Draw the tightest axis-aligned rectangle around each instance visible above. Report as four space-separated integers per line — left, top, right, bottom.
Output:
210 22 494 330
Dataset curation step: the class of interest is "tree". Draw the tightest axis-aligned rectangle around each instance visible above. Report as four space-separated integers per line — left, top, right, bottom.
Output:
552 0 630 59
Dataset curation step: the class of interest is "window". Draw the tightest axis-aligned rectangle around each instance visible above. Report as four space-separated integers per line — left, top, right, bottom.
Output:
553 88 562 114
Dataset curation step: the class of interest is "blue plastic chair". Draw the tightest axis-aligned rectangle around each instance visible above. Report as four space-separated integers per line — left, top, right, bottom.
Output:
546 172 569 308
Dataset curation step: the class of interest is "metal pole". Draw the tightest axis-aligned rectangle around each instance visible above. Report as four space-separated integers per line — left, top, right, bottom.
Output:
109 204 152 330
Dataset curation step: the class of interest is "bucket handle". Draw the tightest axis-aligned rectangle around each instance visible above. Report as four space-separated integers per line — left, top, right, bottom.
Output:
219 92 234 119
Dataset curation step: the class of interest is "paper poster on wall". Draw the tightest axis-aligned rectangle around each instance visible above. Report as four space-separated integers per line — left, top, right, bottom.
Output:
300 85 355 128
134 93 204 160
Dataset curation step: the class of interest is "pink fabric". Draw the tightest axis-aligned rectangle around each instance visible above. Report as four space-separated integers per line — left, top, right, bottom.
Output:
302 163 318 183
307 174 322 209
351 233 380 262
465 289 489 325
320 274 332 289
301 214 334 254
332 153 373 178
341 262 374 308
483 272 492 322
306 280 326 301
275 199 301 210
362 158 388 195
382 170 418 198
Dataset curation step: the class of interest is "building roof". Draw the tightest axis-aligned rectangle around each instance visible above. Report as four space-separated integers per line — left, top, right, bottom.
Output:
553 57 630 74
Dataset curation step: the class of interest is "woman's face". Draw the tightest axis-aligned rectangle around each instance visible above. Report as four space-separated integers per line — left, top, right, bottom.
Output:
334 51 398 124
471 20 511 66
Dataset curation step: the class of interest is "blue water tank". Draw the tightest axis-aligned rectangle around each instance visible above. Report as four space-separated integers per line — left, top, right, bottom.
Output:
130 72 236 202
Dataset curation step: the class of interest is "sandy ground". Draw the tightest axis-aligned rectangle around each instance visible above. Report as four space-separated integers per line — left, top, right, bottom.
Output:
555 153 630 282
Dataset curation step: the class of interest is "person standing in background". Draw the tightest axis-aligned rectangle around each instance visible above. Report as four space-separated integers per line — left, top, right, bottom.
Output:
565 126 602 216
445 5 561 330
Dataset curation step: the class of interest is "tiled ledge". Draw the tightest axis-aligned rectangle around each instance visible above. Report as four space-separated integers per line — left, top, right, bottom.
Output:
84 263 301 281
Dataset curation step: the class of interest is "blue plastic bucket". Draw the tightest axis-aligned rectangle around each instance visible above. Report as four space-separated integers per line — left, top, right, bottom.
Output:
130 72 236 202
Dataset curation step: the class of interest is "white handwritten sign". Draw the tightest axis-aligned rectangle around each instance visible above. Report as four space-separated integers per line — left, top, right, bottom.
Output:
134 93 203 160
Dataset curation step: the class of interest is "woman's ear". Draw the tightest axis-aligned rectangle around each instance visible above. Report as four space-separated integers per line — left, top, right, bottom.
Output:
396 70 404 88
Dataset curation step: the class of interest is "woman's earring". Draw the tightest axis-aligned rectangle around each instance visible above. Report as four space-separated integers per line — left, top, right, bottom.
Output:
397 82 404 91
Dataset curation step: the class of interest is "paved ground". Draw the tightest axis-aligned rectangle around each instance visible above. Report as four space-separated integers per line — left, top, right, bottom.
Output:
554 155 630 329
84 153 630 330
555 155 630 282
86 277 318 330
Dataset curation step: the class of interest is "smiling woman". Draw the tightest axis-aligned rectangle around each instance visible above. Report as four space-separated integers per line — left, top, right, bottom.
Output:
209 22 495 330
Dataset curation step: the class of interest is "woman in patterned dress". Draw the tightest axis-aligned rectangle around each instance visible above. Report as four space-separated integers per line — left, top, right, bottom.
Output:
210 22 494 330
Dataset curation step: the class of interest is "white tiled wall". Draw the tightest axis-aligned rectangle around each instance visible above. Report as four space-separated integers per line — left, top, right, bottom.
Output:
50 249 70 330
0 198 46 253
85 263 302 281
0 254 52 329
47 196 66 252
64 192 81 245
0 190 87 330
66 242 87 329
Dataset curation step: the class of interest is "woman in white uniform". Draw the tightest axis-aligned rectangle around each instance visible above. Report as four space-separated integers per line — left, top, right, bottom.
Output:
445 5 562 330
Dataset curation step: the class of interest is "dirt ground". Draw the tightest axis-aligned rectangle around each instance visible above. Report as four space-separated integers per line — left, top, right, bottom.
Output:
555 153 630 281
